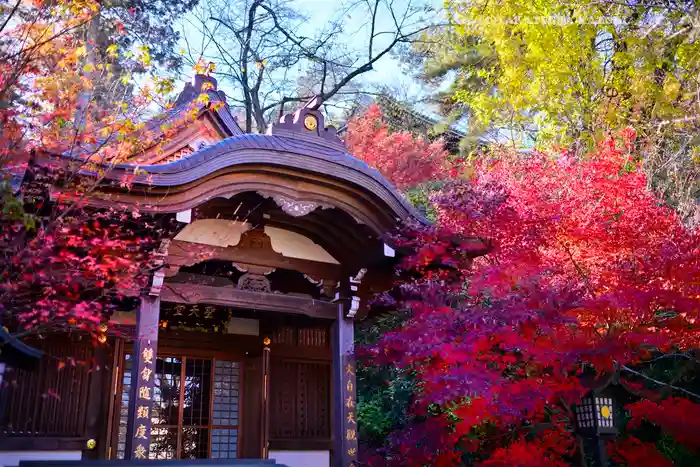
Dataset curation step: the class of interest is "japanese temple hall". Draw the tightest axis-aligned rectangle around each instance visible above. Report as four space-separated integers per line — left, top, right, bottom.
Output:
0 75 427 467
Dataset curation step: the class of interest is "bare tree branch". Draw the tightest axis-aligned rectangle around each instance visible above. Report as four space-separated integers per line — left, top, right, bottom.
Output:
621 364 700 400
187 0 436 130
0 0 22 35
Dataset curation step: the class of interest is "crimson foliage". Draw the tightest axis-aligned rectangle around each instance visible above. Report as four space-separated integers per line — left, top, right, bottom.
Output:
345 104 449 191
363 137 700 465
0 165 173 340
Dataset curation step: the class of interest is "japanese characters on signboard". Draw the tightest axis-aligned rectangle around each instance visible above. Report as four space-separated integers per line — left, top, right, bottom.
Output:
161 303 231 333
133 345 154 459
344 361 358 466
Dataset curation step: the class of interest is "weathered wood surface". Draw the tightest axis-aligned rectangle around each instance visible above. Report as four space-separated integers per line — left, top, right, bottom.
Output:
167 238 342 281
58 133 428 239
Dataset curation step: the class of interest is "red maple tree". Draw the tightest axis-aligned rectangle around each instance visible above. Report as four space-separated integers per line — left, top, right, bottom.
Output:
364 137 700 465
345 104 449 190
0 0 181 342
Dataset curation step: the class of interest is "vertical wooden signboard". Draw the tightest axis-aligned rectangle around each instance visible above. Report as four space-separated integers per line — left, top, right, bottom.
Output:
125 295 160 460
333 303 358 467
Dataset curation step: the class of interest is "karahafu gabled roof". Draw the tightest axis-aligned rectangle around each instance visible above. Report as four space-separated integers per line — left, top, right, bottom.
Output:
65 95 428 239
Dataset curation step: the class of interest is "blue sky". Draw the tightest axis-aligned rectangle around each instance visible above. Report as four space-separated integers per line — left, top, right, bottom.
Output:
290 0 435 93
174 0 445 120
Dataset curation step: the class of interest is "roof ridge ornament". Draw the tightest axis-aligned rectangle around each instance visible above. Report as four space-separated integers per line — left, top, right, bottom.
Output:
173 69 220 107
267 95 346 150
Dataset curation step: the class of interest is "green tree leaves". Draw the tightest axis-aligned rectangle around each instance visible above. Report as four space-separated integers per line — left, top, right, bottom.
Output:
414 0 700 225
421 1 700 144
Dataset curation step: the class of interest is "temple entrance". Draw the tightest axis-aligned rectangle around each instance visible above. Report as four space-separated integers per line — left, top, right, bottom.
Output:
114 353 241 460
107 307 333 464
0 80 421 467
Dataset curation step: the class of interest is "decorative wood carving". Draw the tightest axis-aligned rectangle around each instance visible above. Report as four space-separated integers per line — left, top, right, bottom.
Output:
161 282 336 319
340 268 367 318
237 273 271 293
255 191 336 218
149 269 166 296
303 274 323 287
268 96 344 149
233 262 276 275
153 239 171 265
348 296 361 318
322 279 337 298
168 271 324 301
272 195 320 217
238 228 274 250
161 146 194 164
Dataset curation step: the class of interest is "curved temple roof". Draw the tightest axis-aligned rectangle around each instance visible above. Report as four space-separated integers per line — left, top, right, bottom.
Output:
83 98 428 237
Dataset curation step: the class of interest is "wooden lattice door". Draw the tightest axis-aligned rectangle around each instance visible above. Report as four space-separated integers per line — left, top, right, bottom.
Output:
113 352 241 460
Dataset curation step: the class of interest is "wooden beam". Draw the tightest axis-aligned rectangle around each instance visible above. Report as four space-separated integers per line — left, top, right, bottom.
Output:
269 439 332 451
125 296 160 460
0 437 91 451
168 239 342 281
161 282 336 319
183 193 378 265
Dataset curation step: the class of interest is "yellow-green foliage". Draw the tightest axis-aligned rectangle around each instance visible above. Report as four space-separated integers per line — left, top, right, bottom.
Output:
438 0 700 147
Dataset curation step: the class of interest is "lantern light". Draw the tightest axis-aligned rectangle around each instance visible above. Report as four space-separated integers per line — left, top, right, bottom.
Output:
574 388 619 467
575 394 617 436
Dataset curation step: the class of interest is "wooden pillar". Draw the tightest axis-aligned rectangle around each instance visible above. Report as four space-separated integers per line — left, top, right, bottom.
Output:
125 295 160 460
332 300 358 467
241 356 263 458
260 340 271 458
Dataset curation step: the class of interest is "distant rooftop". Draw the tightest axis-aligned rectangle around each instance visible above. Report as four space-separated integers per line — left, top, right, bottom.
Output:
339 94 487 154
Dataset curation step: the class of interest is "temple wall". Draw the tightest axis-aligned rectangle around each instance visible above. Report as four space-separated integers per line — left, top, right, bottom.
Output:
0 451 81 466
269 450 330 467
0 335 107 457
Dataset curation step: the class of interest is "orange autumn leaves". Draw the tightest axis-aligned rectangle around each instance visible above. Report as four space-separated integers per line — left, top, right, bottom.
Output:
345 104 449 191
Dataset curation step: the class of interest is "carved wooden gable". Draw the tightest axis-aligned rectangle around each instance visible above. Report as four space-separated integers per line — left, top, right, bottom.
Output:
237 229 274 251
124 74 242 166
